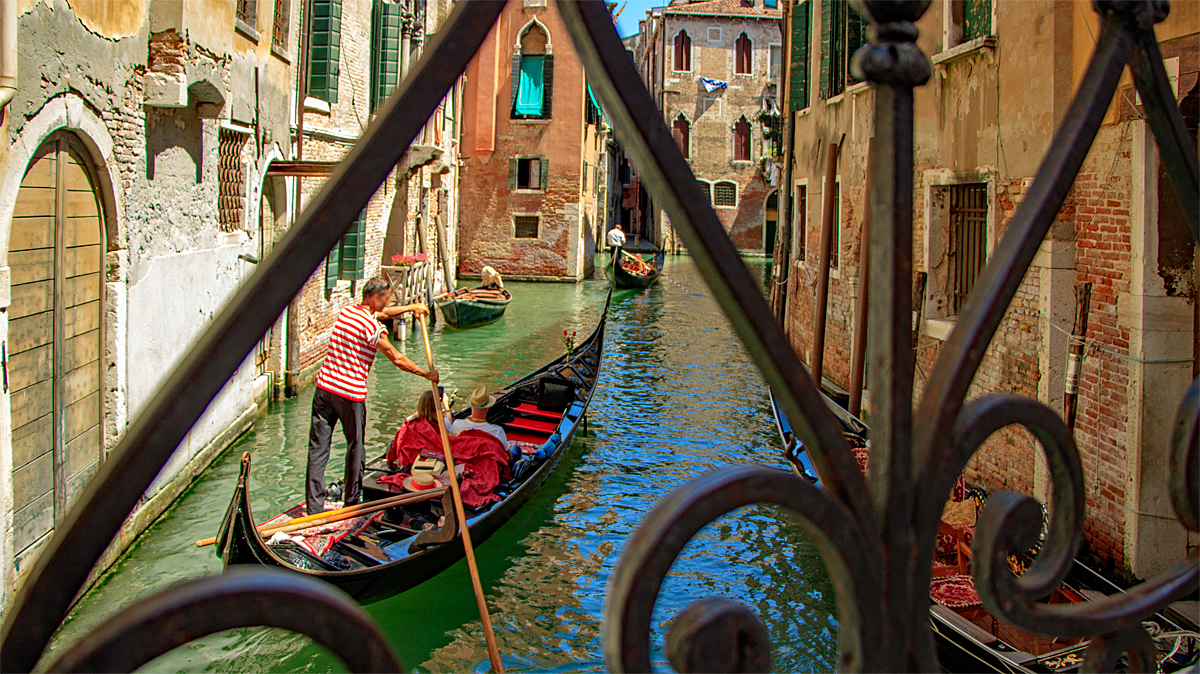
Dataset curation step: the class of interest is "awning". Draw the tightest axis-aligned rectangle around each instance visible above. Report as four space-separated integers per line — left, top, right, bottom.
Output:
587 84 609 124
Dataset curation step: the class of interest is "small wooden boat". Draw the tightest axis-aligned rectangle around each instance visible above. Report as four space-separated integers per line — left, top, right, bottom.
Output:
433 286 512 328
213 290 611 604
767 390 1198 673
606 250 664 289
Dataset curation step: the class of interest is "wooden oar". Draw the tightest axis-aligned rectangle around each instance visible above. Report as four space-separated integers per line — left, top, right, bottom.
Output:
194 487 447 547
417 314 505 674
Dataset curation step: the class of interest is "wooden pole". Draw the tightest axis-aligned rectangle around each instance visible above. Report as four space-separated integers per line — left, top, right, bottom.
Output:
417 316 505 673
1064 282 1092 430
812 139 841 387
848 140 873 417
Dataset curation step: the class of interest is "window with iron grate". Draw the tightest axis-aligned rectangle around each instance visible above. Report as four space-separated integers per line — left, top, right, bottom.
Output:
828 180 840 268
272 0 290 49
237 0 257 26
714 181 738 207
514 215 540 239
698 180 712 204
218 129 248 232
794 183 807 261
949 183 988 314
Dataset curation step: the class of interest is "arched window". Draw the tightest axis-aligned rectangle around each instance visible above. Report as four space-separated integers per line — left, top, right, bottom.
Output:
733 116 751 161
513 22 553 118
697 179 712 203
714 181 738 207
673 115 690 158
735 32 752 74
673 30 691 72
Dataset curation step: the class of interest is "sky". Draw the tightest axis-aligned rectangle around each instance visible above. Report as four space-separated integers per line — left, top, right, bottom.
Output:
614 0 668 38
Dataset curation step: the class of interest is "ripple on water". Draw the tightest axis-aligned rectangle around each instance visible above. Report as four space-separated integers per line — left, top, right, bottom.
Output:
42 257 838 674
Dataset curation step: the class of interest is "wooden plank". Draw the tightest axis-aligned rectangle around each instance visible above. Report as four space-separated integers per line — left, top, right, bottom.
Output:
13 451 53 511
63 273 100 308
64 244 101 278
14 490 54 553
63 189 99 220
63 155 94 191
11 379 52 429
65 216 102 247
62 359 99 406
64 425 100 477
21 154 57 189
11 187 55 218
64 390 99 441
10 279 54 318
9 216 54 251
64 300 100 339
10 248 55 285
9 343 52 393
12 414 52 470
62 330 100 371
64 459 99 512
9 311 53 355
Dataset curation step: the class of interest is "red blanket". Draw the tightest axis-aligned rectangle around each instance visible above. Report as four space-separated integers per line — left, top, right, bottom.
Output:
384 419 511 508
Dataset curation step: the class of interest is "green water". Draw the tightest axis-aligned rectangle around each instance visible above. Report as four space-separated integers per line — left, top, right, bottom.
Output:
43 256 839 672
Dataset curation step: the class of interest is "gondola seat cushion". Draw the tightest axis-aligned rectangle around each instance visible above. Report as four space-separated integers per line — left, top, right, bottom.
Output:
930 574 982 609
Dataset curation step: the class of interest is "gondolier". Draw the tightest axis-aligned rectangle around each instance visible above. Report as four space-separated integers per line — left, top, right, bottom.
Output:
606 225 626 257
307 277 438 516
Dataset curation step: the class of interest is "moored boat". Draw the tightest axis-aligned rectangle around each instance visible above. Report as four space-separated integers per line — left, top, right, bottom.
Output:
433 286 512 328
606 249 664 289
767 390 1198 673
213 290 610 604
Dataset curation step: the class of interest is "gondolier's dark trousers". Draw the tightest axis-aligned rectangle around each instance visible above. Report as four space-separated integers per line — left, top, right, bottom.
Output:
306 387 367 515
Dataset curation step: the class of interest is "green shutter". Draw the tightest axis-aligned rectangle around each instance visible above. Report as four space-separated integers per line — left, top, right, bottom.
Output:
370 0 402 112
963 0 991 42
789 1 810 111
509 158 518 189
539 157 550 190
338 211 367 281
846 3 866 85
325 246 341 290
309 0 342 103
509 53 522 116
542 55 554 119
819 0 833 99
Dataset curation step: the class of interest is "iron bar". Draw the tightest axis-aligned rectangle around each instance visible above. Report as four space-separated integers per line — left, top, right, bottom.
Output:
812 140 840 388
0 3 509 670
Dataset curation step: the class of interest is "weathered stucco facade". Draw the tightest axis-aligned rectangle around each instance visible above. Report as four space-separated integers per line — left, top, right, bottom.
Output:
777 0 1198 578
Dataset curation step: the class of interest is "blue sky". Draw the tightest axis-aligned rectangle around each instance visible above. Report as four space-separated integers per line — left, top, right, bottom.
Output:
614 0 668 38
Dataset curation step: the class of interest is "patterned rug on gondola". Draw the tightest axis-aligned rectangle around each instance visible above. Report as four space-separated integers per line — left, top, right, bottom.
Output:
930 574 982 609
262 502 383 556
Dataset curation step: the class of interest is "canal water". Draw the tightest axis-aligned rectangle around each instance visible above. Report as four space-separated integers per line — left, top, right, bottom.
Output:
42 256 840 673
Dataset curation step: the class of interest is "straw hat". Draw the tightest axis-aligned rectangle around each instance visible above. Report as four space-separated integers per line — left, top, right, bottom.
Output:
402 471 443 492
468 385 496 409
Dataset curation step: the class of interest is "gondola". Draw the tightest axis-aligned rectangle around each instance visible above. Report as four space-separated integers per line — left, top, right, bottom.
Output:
768 390 1198 673
606 249 664 289
213 289 611 604
433 286 512 328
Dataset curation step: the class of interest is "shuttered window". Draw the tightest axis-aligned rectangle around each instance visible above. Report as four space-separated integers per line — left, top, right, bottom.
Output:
733 117 751 161
325 209 367 289
673 115 690 158
272 0 290 49
674 30 691 72
735 33 752 75
714 181 738 207
370 0 402 112
309 0 342 103
510 157 547 190
790 1 810 110
962 0 992 42
819 0 867 97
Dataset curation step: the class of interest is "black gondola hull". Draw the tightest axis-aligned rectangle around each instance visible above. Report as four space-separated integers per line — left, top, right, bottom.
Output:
606 250 664 289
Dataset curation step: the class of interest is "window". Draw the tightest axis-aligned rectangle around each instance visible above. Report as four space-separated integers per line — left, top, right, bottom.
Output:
698 179 712 203
582 161 590 192
735 33 752 75
272 0 290 49
586 85 603 126
946 0 993 48
819 0 868 99
370 0 402 112
707 26 721 43
673 115 690 158
514 215 540 239
510 157 546 190
827 179 840 268
512 23 553 119
237 0 256 26
949 183 987 313
325 209 367 289
218 128 248 232
308 0 342 103
674 30 691 72
733 116 751 161
714 181 738 207
794 184 807 261
790 1 811 110
769 44 782 80
765 190 779 252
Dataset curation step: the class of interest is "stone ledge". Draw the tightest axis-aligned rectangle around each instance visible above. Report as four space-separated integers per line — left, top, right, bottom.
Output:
932 35 997 70
925 317 956 342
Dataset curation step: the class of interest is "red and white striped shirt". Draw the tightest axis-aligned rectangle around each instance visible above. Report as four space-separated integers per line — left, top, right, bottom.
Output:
315 304 385 402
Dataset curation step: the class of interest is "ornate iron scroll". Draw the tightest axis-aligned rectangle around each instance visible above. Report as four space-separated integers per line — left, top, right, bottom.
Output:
559 0 1198 672
0 1 1194 672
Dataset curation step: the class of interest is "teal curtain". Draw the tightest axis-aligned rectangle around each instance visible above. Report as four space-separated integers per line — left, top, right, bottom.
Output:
515 56 545 116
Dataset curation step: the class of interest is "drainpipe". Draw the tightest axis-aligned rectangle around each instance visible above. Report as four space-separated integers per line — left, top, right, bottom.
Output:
0 0 18 115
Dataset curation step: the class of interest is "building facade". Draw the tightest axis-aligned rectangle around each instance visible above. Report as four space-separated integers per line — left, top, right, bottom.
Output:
457 1 608 282
633 0 782 254
776 0 1198 578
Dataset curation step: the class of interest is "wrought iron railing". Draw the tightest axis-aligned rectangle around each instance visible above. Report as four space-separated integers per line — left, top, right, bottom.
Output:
0 1 1194 672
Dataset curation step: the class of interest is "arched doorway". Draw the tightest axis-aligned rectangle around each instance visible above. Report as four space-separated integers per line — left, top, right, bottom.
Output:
764 189 779 254
9 132 105 556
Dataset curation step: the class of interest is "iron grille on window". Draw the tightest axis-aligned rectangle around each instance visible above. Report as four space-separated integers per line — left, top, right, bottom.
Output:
828 180 839 268
713 181 737 207
237 0 256 26
514 215 540 239
698 180 712 203
795 184 807 261
218 129 247 232
949 183 988 314
272 0 290 49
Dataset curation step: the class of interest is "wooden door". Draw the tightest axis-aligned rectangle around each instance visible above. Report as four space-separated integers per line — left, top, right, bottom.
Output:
9 133 104 556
